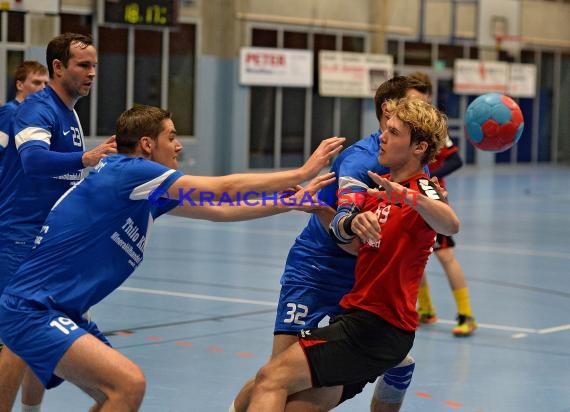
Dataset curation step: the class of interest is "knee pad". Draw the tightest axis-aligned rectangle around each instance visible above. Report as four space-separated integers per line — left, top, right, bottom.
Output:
373 355 415 404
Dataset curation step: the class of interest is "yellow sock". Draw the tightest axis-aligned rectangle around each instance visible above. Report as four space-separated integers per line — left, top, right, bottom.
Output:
418 284 435 314
453 287 473 317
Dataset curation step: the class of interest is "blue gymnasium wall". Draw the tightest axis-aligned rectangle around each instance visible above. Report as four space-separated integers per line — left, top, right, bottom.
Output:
192 55 248 176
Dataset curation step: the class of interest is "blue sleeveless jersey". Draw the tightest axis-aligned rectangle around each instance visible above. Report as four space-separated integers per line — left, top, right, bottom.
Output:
0 86 86 244
0 99 19 175
3 154 183 320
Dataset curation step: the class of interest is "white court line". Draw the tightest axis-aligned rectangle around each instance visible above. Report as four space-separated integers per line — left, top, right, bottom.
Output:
155 220 570 260
118 286 277 307
118 286 555 336
537 324 570 334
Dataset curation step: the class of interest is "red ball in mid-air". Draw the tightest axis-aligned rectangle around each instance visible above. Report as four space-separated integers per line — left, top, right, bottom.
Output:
463 93 524 152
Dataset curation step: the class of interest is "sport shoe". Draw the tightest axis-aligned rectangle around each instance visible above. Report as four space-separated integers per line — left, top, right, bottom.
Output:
418 310 438 324
452 314 477 337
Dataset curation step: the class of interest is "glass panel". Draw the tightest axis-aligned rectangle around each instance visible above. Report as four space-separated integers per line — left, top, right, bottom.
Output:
168 24 196 136
340 35 364 143
60 13 93 35
438 44 463 69
7 12 24 43
5 50 24 101
96 27 128 136
249 87 276 168
436 79 460 118
312 34 335 151
558 53 570 162
281 88 305 167
342 35 364 52
515 51 536 164
61 14 94 135
340 98 361 146
404 42 431 66
134 29 162 107
469 46 479 59
252 29 277 47
284 31 307 49
387 39 398 61
538 52 553 162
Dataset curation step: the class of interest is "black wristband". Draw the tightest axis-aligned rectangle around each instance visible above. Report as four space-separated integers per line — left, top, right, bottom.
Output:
343 213 357 237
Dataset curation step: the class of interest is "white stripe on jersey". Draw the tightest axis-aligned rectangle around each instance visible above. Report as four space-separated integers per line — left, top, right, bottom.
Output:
15 127 51 149
338 176 370 190
0 130 7 149
129 169 178 200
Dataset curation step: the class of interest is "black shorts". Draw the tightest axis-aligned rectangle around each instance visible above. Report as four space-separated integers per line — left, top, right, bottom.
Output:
434 233 455 250
298 310 414 402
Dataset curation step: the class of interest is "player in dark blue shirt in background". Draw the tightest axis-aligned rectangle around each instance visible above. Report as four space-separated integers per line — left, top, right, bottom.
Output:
0 61 48 176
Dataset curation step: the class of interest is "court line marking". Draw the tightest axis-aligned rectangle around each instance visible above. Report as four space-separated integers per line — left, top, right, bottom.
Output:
155 220 570 260
118 286 569 336
119 286 277 307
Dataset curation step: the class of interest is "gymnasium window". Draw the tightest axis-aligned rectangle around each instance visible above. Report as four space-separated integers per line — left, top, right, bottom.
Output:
248 28 366 169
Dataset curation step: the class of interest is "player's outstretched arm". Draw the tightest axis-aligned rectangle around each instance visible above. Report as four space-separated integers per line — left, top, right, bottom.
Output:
168 172 335 222
167 137 344 201
368 172 460 236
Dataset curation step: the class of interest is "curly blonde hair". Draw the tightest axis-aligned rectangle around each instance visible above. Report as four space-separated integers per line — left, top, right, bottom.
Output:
384 98 448 165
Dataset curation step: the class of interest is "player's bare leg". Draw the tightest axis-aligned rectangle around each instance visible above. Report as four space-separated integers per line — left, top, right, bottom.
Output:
0 346 26 412
232 334 298 411
54 334 146 411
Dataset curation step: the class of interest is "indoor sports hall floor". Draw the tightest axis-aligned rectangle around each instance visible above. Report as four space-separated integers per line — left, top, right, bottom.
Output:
17 164 570 412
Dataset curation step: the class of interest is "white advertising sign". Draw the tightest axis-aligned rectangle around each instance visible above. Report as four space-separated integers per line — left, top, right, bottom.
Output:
319 51 394 98
239 47 313 88
453 59 509 95
0 0 59 13
508 63 537 98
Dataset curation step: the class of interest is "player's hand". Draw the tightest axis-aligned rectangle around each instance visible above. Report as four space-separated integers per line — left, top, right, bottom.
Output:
430 176 448 203
367 171 419 206
281 172 335 212
82 135 117 167
350 211 381 244
300 137 345 180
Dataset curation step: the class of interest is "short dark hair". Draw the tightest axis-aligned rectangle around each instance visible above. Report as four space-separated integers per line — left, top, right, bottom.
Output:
46 33 94 78
373 75 431 121
116 105 172 154
14 61 47 88
408 72 433 96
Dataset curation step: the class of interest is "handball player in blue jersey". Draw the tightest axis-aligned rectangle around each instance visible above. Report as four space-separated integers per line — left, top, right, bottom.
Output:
0 61 48 175
231 76 432 412
0 34 116 411
0 105 344 411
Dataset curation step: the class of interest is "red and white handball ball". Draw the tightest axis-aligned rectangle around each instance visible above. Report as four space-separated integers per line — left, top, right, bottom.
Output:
464 93 524 152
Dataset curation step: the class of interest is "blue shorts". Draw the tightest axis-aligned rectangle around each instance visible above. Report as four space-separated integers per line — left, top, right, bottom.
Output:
274 282 348 334
0 294 110 389
0 241 33 293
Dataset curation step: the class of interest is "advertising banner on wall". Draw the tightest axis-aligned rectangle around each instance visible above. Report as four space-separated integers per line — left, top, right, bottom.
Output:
0 0 59 13
454 59 537 97
319 51 394 98
453 59 509 94
508 63 537 98
239 47 313 88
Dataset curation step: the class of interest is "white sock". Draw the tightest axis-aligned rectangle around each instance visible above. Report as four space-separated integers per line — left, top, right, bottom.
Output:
21 404 42 412
228 400 236 412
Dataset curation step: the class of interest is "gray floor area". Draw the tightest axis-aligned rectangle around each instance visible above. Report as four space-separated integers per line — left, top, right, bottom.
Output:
18 164 570 411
